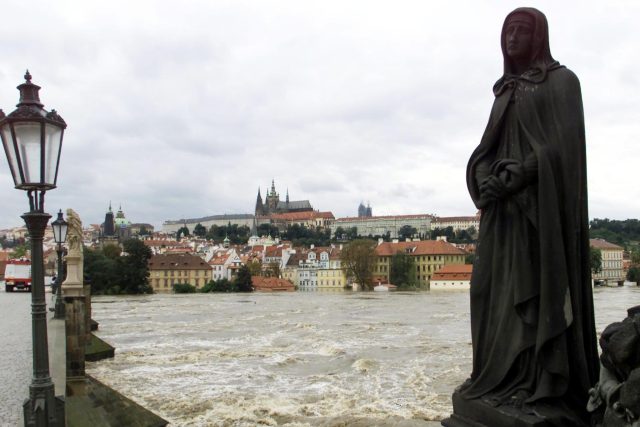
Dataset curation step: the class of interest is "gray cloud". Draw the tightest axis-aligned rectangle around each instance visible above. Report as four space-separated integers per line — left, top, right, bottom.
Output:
0 0 638 230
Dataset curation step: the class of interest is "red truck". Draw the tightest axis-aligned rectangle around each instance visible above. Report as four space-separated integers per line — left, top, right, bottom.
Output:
4 258 31 292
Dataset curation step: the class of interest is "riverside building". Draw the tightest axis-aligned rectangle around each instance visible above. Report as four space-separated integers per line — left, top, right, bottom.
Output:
148 253 213 293
374 239 467 289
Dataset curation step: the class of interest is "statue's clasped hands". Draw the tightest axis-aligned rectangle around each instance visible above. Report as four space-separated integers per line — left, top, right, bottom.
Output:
479 158 525 200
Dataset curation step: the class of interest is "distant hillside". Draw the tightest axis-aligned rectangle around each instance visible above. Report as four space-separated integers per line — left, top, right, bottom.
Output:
590 218 640 250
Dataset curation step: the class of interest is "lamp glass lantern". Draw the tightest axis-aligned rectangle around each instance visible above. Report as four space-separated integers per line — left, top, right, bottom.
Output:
0 71 66 196
51 210 68 244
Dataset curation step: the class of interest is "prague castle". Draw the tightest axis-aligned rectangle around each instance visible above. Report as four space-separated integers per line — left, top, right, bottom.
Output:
255 180 313 216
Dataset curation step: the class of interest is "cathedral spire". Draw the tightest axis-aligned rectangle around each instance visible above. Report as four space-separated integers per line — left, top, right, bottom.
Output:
255 187 264 216
286 188 289 204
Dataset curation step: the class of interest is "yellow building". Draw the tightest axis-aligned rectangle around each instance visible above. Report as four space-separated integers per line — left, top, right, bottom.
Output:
148 253 213 293
282 246 347 290
374 240 467 289
317 248 347 290
590 238 625 286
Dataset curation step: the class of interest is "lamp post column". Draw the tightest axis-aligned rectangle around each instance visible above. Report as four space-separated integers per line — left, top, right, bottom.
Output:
22 211 64 426
53 244 65 319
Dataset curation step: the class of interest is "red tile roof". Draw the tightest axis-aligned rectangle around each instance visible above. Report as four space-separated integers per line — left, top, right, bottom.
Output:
590 239 623 250
432 264 473 281
270 211 335 221
432 215 480 223
165 248 192 254
149 253 212 271
265 246 283 257
144 239 189 248
252 276 295 292
208 254 228 265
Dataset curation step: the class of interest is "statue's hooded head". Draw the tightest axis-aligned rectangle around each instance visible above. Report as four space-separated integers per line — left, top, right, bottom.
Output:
501 7 555 74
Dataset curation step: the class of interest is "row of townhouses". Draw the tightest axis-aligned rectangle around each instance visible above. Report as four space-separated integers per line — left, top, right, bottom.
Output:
144 234 474 293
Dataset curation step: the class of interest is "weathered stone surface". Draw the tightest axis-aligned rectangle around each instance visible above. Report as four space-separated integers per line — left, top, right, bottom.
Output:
85 333 115 362
442 391 551 427
66 375 167 427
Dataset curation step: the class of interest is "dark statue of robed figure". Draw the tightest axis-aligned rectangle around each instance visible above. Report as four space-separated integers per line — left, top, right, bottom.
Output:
443 8 600 427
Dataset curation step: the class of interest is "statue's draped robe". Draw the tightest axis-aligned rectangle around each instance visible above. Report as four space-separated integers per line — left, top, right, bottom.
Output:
463 65 599 419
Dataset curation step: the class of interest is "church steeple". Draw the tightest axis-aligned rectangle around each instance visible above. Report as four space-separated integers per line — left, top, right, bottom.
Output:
286 188 289 204
251 216 258 236
255 187 264 216
103 202 116 237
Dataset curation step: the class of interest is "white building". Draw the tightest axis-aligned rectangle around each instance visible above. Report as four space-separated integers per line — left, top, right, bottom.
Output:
162 214 255 234
431 214 480 232
331 214 434 239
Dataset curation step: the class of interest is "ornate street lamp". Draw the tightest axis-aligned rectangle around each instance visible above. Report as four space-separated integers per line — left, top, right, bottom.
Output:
51 210 68 319
0 71 66 426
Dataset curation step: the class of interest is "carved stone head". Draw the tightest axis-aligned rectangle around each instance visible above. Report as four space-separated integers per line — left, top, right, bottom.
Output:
500 7 555 74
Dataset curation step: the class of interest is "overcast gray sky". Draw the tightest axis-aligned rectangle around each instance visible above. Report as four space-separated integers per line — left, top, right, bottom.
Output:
0 0 638 230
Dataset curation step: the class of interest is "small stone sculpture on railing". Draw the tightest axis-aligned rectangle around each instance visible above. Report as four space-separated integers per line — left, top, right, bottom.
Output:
588 306 640 426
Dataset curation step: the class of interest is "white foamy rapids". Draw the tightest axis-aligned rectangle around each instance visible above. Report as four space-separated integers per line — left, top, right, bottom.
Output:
86 288 638 426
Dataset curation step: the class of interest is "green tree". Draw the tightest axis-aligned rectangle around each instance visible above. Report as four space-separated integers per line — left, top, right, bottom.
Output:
84 247 120 294
346 227 358 240
247 261 262 276
341 239 377 290
120 239 153 294
234 264 253 292
279 224 331 247
431 226 455 241
173 283 196 293
10 244 28 259
206 224 251 244
589 218 640 249
453 228 475 243
627 267 640 286
389 252 416 288
257 223 279 237
267 261 281 278
201 278 236 293
398 225 417 241
193 223 207 238
176 226 190 241
590 247 602 276
102 244 122 260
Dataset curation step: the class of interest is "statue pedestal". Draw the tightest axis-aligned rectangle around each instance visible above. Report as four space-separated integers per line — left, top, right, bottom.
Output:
442 391 552 427
62 254 83 297
65 293 87 381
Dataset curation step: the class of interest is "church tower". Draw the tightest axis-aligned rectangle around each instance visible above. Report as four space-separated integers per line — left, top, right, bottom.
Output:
266 179 280 213
103 203 116 236
100 202 120 249
358 202 366 217
255 187 264 216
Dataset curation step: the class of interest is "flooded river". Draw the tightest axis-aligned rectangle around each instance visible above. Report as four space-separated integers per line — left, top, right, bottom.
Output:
81 286 639 427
